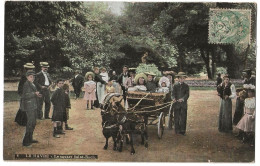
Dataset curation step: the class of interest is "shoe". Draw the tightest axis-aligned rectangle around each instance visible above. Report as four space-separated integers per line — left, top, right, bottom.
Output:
65 126 73 130
23 142 32 147
31 140 39 143
45 117 51 119
180 132 186 136
53 134 60 138
56 130 65 134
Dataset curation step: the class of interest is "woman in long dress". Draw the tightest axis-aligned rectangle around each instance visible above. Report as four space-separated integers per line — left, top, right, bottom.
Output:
217 74 236 133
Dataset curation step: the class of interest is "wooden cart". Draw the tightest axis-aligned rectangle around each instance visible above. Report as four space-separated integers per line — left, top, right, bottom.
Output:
126 91 174 139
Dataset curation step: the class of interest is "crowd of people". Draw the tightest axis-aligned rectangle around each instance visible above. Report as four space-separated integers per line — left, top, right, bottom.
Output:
14 61 255 147
217 69 256 146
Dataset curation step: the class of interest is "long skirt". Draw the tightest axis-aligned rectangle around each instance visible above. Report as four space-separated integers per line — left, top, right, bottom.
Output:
97 82 105 103
233 98 244 125
236 114 255 132
218 99 233 132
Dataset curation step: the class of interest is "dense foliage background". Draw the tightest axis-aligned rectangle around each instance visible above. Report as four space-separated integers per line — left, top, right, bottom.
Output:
4 2 256 79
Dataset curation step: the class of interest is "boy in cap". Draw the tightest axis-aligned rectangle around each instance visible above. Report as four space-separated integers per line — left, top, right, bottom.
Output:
34 62 52 119
21 71 42 146
72 70 84 99
51 79 67 138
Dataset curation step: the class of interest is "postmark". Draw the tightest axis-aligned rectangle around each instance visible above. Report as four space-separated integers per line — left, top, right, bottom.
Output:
208 8 251 44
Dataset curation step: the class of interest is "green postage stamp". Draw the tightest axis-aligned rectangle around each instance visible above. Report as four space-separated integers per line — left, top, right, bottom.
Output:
208 8 251 44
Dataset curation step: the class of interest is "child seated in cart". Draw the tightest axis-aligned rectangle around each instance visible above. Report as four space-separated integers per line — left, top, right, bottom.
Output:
128 73 147 92
157 76 170 93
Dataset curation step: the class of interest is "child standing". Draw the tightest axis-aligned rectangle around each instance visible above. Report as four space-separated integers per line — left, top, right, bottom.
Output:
84 72 96 110
51 79 66 138
62 84 73 130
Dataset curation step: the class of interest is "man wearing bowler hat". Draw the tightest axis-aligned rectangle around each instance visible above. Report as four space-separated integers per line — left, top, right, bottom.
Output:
21 71 42 146
172 72 190 135
34 62 52 119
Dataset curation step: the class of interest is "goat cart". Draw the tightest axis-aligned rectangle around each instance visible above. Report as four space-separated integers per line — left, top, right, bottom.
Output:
126 91 174 139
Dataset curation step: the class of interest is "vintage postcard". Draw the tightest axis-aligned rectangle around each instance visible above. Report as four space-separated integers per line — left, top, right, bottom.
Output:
2 0 257 163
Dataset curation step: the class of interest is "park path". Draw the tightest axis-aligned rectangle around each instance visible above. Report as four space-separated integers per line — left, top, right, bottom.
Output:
3 90 255 162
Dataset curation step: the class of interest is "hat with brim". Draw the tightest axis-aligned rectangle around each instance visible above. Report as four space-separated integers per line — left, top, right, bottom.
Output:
40 62 50 68
134 73 147 84
176 72 187 78
129 68 136 73
163 71 176 76
85 72 95 80
223 74 230 79
159 76 170 87
144 72 156 77
24 63 35 69
26 71 36 76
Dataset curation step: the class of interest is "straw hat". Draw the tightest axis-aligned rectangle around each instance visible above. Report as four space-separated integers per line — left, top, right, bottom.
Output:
40 62 50 68
23 63 35 69
144 72 156 76
134 73 147 84
128 68 136 73
176 72 187 78
85 72 95 80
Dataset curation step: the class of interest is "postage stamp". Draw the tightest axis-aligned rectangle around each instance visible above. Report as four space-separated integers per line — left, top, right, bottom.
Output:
208 8 251 44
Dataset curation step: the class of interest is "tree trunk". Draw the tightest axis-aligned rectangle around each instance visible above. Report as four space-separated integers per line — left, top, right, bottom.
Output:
221 45 242 79
177 44 185 72
211 47 216 79
200 48 212 79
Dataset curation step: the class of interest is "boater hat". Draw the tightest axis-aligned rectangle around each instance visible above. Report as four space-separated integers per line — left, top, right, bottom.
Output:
85 72 95 80
176 72 187 78
134 73 147 84
40 62 50 68
144 72 156 76
23 63 35 69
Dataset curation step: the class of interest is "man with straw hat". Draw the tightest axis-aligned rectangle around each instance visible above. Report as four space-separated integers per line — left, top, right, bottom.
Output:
21 71 42 146
15 62 35 126
145 72 157 92
34 62 52 119
172 72 190 135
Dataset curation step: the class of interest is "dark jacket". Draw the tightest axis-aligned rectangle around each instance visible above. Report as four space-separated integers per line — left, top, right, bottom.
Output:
172 82 190 109
21 81 38 112
34 71 52 91
117 72 130 86
146 81 157 92
51 88 66 121
94 74 106 84
72 74 84 88
18 75 27 96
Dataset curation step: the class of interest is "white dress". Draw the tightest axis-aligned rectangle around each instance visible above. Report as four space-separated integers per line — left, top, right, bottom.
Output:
236 97 255 132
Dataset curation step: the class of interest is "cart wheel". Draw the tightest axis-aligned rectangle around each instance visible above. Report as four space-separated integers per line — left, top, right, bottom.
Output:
167 103 174 129
158 112 165 139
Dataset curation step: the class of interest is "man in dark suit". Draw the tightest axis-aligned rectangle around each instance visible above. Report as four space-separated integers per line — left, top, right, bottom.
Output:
21 71 42 146
34 62 52 119
72 70 84 99
117 65 130 102
172 72 190 135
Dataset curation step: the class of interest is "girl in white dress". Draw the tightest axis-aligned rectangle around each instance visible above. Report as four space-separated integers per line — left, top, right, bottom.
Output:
236 87 255 145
